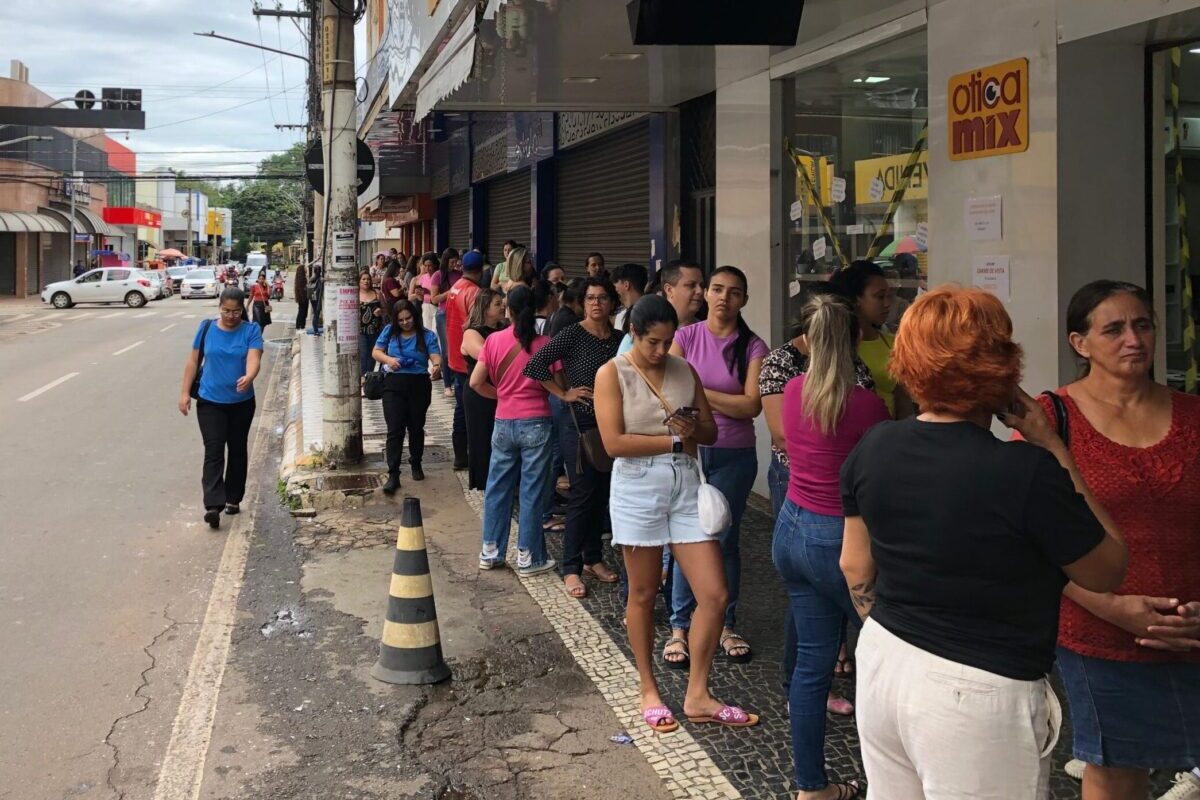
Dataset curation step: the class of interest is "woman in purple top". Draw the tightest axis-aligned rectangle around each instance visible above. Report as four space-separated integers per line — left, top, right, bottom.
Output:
667 265 769 666
773 293 888 799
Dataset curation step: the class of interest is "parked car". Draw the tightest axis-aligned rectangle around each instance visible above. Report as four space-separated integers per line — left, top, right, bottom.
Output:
166 266 189 292
143 270 169 300
181 269 220 300
42 268 155 309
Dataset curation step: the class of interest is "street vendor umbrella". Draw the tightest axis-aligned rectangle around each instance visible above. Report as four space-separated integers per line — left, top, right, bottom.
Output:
879 236 921 258
158 248 185 259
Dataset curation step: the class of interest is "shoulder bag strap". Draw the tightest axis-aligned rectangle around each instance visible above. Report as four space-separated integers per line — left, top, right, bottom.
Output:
1041 390 1070 447
492 341 524 387
621 353 676 418
197 319 213 363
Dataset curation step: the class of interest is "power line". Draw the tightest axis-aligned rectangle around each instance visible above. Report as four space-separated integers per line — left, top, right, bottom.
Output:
145 82 304 130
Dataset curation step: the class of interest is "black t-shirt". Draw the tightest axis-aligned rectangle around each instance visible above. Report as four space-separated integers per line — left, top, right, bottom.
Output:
840 419 1105 680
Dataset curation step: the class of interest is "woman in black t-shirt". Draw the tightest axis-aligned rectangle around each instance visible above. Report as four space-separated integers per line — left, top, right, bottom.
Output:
839 286 1127 799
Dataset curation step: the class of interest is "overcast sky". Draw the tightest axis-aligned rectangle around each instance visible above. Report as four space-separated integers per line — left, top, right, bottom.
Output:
0 0 355 176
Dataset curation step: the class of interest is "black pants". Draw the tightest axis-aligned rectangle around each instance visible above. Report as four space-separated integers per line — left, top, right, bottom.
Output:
560 418 611 576
382 372 432 474
197 397 256 511
295 295 309 329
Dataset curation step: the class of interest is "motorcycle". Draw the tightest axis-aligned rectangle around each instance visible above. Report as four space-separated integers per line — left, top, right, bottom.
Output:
270 275 285 300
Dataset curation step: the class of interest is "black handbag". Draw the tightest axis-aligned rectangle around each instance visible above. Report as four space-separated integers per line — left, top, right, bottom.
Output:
363 368 385 400
189 319 213 400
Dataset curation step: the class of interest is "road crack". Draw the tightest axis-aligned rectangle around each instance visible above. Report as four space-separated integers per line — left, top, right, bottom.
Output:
102 607 179 799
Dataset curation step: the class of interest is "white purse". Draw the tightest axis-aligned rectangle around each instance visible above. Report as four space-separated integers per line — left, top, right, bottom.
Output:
695 455 731 536
623 355 729 537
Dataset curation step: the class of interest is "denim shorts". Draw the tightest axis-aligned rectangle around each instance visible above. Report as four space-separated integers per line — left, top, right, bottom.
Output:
610 454 709 547
1056 647 1200 770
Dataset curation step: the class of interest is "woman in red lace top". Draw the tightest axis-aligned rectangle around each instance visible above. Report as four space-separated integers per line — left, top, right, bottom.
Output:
1039 281 1200 799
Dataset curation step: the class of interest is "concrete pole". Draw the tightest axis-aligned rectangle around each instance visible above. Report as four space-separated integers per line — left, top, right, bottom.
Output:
68 136 77 269
319 0 362 465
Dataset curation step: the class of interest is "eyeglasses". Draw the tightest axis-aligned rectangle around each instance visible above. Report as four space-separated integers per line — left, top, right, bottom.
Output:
218 308 242 317
584 295 611 305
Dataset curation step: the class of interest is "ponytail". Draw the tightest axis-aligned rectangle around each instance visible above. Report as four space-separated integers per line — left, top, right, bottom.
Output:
711 265 756 385
799 293 858 435
506 285 537 353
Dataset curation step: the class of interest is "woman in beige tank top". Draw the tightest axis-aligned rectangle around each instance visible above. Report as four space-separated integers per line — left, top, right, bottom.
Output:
594 295 760 734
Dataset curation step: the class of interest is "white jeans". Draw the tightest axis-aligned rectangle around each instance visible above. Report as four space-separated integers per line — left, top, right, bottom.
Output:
856 619 1062 800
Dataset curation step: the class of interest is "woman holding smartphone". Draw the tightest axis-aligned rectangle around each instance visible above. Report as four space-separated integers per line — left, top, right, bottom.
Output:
595 295 759 733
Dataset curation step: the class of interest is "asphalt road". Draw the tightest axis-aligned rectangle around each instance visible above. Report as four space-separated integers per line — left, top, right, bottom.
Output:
0 295 288 799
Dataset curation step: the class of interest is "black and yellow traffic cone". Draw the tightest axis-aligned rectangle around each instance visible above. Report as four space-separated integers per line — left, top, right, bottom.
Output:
370 496 451 685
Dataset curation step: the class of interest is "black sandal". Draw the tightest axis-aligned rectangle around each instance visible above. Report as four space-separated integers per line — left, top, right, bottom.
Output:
661 636 690 670
831 780 865 799
720 632 753 663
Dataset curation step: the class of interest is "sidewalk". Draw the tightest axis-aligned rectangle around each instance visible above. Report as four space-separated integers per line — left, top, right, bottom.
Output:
294 342 1128 800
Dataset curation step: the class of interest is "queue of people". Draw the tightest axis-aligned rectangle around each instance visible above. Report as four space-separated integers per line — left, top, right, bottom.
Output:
296 242 1197 800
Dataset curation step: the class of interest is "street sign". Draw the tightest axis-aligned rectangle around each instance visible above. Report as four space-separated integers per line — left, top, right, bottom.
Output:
74 90 96 110
304 138 376 197
102 87 142 112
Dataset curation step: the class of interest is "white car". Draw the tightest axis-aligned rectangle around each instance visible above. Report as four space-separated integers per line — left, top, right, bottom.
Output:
143 270 169 300
181 269 220 300
42 268 155 309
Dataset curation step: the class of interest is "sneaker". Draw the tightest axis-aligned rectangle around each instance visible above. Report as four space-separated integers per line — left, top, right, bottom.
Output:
224 503 240 515
204 508 221 529
1160 772 1200 800
1065 759 1086 781
826 693 854 716
518 558 557 578
479 556 506 570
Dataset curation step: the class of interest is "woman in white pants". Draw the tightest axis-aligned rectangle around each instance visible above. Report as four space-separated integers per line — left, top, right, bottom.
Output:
838 286 1128 799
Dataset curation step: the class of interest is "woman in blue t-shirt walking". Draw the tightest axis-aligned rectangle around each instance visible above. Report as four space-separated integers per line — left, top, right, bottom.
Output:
178 287 264 530
373 298 442 494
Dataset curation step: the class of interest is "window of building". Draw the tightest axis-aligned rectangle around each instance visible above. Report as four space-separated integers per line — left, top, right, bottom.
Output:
781 31 928 331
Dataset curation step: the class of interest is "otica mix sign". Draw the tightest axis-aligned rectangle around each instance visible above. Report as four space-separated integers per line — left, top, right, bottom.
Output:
948 58 1029 161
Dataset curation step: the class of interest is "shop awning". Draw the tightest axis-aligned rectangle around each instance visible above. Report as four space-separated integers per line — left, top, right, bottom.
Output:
0 210 69 233
414 10 479 122
46 202 120 236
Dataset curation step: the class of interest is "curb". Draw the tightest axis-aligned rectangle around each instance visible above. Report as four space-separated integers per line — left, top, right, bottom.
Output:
279 332 318 484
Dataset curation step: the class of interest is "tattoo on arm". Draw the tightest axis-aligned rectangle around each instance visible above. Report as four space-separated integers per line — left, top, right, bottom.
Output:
849 580 876 621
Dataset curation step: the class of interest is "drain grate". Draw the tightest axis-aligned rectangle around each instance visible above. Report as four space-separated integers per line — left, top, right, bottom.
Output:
312 473 382 493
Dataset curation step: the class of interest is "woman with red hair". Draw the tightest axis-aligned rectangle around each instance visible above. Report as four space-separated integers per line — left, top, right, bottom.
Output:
839 285 1127 798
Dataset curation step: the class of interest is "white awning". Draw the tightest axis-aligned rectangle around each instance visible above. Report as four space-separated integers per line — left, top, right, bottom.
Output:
46 203 120 236
414 10 479 122
0 211 68 234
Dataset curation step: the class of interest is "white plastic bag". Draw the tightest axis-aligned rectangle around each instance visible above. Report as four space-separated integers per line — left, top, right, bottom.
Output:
696 456 731 536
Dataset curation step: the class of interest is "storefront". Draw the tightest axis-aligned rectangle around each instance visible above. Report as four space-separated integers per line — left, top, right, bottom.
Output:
777 29 928 330
484 168 531 261
555 116 651 275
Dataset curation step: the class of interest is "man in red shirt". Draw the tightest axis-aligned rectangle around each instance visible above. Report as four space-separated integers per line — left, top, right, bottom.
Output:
445 250 483 469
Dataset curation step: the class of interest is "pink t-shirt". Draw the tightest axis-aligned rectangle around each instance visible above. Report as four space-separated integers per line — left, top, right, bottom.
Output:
419 271 459 310
673 321 769 448
783 373 889 516
480 326 552 420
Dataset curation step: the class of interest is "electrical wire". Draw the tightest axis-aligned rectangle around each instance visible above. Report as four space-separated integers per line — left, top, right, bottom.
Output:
255 11 280 129
144 82 304 130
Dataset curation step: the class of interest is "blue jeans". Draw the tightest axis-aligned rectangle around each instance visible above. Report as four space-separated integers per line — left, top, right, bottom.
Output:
480 417 554 568
542 395 565 524
772 499 861 791
768 453 797 691
359 332 377 376
435 310 451 390
670 445 758 630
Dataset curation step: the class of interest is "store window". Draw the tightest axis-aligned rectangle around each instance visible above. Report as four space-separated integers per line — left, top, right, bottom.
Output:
781 31 927 330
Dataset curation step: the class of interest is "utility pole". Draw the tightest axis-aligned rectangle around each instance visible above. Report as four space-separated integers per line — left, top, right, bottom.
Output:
68 136 78 268
185 191 193 258
320 0 362 464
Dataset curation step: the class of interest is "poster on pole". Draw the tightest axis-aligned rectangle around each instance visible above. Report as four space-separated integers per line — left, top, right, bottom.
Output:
333 230 356 268
336 286 358 345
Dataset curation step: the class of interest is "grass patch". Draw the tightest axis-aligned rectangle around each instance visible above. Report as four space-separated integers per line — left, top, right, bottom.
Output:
277 478 301 511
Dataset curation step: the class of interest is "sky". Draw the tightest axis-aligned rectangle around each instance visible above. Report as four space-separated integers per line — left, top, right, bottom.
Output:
0 0 363 177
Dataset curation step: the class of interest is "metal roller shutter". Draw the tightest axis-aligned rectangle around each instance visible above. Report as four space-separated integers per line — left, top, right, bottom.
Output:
556 121 650 276
447 191 470 252
486 169 531 261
